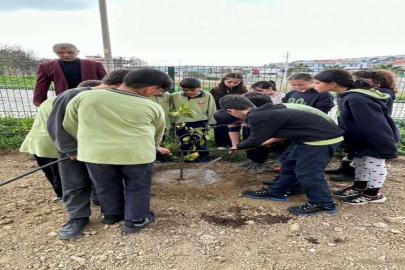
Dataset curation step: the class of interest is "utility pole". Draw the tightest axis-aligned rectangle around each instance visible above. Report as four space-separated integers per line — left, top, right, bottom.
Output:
282 52 290 85
98 0 113 72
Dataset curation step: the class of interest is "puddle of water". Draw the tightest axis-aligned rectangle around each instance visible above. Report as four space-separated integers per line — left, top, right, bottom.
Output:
152 169 221 185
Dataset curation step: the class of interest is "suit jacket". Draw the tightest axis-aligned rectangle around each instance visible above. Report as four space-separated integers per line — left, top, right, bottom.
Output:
33 59 107 105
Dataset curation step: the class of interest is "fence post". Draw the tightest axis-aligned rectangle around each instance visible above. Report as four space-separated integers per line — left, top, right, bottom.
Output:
168 66 175 93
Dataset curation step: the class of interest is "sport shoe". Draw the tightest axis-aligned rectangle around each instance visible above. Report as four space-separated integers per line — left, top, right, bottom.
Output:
332 187 366 198
234 160 252 168
57 218 89 240
101 215 124 225
248 163 266 174
121 212 155 233
242 189 289 201
329 174 355 182
288 203 337 216
341 193 387 205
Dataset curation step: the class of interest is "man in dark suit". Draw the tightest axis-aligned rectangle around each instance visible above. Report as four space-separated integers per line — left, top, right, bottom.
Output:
33 43 107 106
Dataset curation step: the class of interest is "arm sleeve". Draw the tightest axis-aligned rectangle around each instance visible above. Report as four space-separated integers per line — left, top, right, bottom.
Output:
47 90 85 156
96 63 107 79
237 113 285 149
153 107 166 148
350 102 398 155
315 93 335 114
33 65 51 105
61 97 80 156
206 94 217 125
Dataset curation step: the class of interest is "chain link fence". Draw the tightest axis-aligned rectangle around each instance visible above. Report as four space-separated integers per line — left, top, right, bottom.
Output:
1 58 405 119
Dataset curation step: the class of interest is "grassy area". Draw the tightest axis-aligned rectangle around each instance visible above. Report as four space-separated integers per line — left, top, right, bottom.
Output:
0 117 33 151
0 76 38 90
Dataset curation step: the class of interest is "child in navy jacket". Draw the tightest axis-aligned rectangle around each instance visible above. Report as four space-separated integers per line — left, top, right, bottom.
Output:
283 73 335 114
314 69 400 205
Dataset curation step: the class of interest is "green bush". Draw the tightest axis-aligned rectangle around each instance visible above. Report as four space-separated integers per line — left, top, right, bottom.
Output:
0 117 33 151
395 120 405 155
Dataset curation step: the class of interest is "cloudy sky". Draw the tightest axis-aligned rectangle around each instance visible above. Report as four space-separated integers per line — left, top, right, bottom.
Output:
0 0 404 65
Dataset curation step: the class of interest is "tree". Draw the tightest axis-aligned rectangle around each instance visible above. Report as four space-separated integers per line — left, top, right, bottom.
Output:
0 44 39 75
323 64 345 70
287 63 313 76
371 63 404 74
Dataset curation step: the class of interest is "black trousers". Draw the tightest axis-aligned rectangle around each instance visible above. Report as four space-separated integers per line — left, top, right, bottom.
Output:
86 162 153 220
34 155 63 198
58 153 99 219
213 125 232 147
242 127 269 164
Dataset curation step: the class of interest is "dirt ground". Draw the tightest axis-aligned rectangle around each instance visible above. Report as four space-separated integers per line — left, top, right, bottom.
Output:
1 152 405 270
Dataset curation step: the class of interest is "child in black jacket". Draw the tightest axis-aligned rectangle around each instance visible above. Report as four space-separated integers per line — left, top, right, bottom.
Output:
314 69 400 205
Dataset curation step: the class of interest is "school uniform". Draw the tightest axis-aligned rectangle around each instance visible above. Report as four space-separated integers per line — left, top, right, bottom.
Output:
149 92 171 134
282 88 334 114
47 87 99 219
238 103 344 206
20 97 62 198
170 91 216 160
62 89 165 220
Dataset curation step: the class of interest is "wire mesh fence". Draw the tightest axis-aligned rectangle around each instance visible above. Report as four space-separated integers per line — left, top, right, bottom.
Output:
1 58 405 119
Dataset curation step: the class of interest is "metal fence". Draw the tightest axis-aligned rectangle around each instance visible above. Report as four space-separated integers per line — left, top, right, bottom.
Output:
1 58 405 119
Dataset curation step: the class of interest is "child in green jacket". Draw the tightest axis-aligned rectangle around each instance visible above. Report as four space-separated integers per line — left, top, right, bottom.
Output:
170 78 216 162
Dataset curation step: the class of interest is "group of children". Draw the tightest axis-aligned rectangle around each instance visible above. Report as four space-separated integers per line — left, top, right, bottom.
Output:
216 69 399 215
20 67 400 238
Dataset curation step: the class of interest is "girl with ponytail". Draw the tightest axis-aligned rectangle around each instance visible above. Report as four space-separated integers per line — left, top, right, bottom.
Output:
251 80 285 104
314 69 400 205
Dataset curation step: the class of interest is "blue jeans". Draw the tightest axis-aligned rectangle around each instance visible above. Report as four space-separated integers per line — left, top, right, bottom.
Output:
269 142 340 206
86 162 153 220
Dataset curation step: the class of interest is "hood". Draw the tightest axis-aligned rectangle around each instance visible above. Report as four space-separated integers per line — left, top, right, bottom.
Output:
346 88 390 100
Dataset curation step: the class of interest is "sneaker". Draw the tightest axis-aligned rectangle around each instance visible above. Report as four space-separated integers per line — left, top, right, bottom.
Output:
248 163 266 174
332 187 366 198
329 174 355 182
242 189 289 201
57 218 89 240
234 160 252 168
101 215 124 225
325 160 354 175
341 193 387 205
288 203 337 216
121 212 155 233
217 147 227 150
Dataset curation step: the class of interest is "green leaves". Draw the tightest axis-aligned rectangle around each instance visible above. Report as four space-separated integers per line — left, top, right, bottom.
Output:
169 104 197 118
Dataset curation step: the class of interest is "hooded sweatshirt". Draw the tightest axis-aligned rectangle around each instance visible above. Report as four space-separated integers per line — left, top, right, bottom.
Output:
337 88 400 159
282 88 335 114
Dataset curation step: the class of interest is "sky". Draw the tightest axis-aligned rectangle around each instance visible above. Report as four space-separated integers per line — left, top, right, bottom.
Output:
0 0 404 65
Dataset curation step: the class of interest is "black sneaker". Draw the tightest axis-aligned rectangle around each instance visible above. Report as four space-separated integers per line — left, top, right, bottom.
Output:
341 193 387 205
101 215 124 225
121 212 155 233
324 160 354 175
57 218 89 239
332 187 366 198
242 189 289 201
288 203 337 216
329 174 355 182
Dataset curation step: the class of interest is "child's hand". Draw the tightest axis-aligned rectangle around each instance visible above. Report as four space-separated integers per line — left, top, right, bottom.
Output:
157 146 171 155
